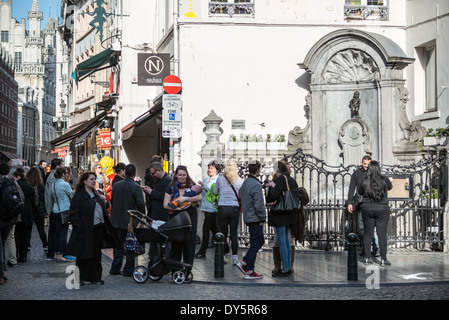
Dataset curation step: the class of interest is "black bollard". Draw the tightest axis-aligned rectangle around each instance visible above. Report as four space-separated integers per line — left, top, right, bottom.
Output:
214 233 225 278
347 233 358 280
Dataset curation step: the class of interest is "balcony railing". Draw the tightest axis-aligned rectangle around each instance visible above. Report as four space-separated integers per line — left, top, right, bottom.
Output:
209 1 254 17
344 5 389 21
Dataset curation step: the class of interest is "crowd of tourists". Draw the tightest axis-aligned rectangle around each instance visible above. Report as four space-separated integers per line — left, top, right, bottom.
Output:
0 153 391 286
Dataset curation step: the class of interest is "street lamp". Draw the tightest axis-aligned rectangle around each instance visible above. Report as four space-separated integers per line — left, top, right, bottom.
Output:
89 74 110 87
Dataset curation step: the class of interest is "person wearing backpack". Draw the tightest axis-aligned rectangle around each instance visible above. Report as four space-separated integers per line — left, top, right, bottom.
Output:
0 162 24 285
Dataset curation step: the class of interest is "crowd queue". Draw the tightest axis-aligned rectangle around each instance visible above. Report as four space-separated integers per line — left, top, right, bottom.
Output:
0 153 392 285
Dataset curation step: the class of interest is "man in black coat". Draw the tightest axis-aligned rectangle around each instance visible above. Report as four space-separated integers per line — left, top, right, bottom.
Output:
109 164 146 277
346 155 378 256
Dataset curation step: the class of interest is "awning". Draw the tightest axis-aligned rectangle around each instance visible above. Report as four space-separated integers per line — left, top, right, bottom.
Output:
0 151 23 161
51 111 107 147
73 48 118 83
121 105 162 141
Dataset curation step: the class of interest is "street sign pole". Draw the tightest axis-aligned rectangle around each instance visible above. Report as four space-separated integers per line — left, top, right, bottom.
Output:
162 86 182 173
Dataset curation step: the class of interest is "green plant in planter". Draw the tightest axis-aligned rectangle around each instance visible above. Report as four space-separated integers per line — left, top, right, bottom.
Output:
422 188 439 199
229 134 236 142
266 134 272 142
426 127 449 138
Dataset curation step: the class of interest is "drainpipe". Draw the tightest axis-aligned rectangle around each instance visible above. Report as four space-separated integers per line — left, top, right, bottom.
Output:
170 0 180 173
377 79 382 163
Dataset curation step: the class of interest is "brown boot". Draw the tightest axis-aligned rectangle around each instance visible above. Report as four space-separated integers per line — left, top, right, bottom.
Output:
272 246 281 274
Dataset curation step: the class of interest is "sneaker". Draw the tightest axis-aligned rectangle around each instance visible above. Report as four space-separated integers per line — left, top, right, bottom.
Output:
232 257 239 265
364 258 373 265
380 259 391 267
223 255 228 264
245 271 263 280
235 259 250 275
64 255 76 261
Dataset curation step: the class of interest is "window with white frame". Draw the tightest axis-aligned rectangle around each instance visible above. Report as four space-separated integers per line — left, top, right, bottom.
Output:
344 0 388 21
209 0 254 17
424 45 437 111
1 31 9 43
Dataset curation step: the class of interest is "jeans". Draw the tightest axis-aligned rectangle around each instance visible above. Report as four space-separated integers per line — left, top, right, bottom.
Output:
243 223 264 271
275 225 291 272
362 205 390 260
217 206 240 255
47 212 68 257
198 211 219 254
357 209 379 253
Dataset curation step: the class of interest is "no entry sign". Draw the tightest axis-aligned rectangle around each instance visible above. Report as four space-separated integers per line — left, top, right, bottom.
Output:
163 75 182 94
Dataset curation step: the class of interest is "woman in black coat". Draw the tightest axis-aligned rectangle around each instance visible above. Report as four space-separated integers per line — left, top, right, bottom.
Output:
66 172 120 285
265 161 300 277
358 161 393 267
13 169 37 262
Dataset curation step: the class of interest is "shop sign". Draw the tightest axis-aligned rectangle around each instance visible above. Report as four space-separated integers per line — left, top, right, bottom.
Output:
138 53 170 86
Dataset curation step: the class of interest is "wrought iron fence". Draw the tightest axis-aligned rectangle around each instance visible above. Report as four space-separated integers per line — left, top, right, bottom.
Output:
234 147 448 251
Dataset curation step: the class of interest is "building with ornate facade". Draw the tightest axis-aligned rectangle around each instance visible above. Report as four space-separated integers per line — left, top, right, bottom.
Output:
0 0 57 163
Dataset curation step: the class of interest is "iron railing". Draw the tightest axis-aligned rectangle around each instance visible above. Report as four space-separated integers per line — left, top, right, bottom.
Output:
233 148 448 251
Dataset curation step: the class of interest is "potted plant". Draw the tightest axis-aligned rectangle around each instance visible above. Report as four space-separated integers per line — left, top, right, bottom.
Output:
267 133 287 150
424 127 449 146
421 188 439 207
247 134 265 150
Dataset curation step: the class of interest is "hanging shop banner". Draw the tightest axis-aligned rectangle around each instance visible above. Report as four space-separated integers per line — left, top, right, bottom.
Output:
97 129 112 150
138 53 170 86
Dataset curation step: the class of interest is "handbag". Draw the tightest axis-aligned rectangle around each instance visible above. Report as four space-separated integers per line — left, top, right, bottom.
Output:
271 175 301 213
124 232 146 255
125 216 145 255
53 183 70 225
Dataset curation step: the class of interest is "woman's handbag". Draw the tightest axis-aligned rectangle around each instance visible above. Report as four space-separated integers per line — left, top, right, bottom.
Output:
271 175 301 213
125 216 145 255
124 232 145 255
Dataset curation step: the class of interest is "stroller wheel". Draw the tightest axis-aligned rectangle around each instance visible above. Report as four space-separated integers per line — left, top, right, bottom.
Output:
133 266 149 283
149 274 163 281
184 272 193 284
172 270 187 285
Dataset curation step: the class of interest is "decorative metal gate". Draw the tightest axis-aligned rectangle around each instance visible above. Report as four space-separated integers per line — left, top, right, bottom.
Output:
284 148 448 251
235 148 448 251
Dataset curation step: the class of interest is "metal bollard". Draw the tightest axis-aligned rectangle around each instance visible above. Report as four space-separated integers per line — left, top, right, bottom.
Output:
214 232 225 278
347 233 358 280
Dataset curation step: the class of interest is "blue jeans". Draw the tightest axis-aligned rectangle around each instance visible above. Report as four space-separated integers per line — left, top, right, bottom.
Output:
243 223 264 271
48 212 68 257
275 225 291 272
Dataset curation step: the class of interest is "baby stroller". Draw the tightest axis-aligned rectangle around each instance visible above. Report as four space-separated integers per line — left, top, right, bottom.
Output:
127 210 193 285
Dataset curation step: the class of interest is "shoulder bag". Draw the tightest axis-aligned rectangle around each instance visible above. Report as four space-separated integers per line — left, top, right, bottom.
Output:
224 175 241 210
271 175 301 213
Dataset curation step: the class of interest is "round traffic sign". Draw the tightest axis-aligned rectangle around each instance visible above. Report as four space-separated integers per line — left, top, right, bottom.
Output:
163 75 182 94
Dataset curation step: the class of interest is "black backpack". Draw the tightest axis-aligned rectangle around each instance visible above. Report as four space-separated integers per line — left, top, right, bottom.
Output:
0 177 24 221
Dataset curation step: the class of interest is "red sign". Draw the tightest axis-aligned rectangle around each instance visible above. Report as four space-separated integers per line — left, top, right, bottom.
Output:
99 130 112 149
163 75 182 94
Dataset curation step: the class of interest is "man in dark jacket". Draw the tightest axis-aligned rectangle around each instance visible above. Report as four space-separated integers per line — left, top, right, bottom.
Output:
142 162 172 265
109 164 146 277
346 155 378 256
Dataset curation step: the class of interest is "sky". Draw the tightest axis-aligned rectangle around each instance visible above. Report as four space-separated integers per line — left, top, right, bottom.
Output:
12 0 61 25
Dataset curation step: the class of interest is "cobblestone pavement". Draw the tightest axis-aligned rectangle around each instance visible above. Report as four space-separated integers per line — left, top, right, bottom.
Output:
2 252 449 301
1 225 449 303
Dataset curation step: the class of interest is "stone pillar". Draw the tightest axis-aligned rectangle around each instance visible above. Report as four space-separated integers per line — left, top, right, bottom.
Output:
199 110 224 178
